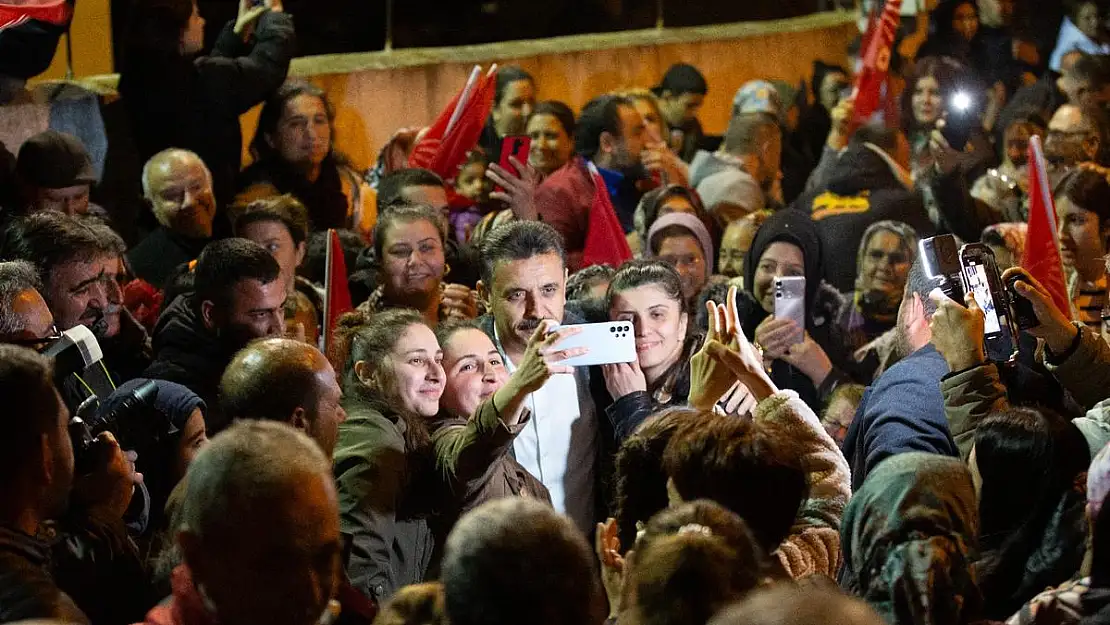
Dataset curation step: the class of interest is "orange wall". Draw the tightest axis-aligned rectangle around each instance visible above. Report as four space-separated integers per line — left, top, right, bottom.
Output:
31 9 860 175
37 0 114 80
274 13 859 172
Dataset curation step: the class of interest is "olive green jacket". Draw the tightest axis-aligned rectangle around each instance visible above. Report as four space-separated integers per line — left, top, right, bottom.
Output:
941 325 1110 460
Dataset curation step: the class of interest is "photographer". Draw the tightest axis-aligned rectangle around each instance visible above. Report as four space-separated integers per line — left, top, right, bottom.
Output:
94 379 208 559
932 266 1110 458
0 345 150 625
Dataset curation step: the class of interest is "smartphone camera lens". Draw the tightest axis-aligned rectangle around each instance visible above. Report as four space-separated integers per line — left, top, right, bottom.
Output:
775 292 782 298
609 327 615 333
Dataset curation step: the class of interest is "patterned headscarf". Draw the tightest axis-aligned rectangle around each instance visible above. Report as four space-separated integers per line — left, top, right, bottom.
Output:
1089 442 1110 518
841 453 982 625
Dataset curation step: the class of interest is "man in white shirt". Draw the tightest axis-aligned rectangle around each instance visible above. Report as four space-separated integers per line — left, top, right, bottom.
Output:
476 221 600 533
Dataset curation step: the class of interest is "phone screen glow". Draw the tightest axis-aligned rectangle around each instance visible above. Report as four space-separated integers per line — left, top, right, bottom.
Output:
964 263 1001 334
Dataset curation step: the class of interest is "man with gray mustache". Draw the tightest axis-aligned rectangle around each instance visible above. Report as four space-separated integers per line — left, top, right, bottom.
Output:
0 212 152 408
476 221 619 535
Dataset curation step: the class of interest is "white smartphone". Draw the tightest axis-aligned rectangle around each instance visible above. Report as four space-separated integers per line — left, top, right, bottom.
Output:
547 321 636 367
773 276 806 346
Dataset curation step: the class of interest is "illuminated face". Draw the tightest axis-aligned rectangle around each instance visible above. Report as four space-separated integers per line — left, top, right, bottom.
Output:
270 94 331 171
752 242 805 314
379 219 446 303
440 328 507 419
609 284 688 375
912 76 943 127
527 113 573 175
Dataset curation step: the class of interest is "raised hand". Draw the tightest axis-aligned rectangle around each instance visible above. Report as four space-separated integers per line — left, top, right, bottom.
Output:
511 321 585 395
595 518 626 619
689 296 740 410
602 359 647 401
440 283 478 320
1002 267 1078 353
234 0 269 37
487 156 540 221
72 432 140 521
929 288 986 371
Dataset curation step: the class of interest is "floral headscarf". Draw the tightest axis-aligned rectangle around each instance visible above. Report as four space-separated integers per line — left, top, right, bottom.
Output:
841 453 982 625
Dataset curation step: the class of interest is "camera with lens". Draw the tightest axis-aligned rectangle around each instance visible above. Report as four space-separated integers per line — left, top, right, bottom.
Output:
68 380 169 475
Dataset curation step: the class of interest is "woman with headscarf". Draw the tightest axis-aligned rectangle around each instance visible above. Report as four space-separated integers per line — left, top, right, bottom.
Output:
735 209 856 410
840 453 983 625
646 213 716 305
630 184 714 259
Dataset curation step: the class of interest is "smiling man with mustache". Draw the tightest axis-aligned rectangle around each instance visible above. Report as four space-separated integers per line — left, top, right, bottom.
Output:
475 221 647 536
1 212 153 409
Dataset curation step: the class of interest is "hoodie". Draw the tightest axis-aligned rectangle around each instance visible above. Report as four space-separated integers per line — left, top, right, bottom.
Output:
689 150 765 224
795 142 934 293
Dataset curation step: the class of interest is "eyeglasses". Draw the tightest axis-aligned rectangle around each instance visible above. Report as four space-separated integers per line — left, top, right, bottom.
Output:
5 325 62 351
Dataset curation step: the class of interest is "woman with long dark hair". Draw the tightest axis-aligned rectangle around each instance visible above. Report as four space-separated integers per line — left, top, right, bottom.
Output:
119 0 295 211
1008 443 1110 624
601 261 702 434
236 80 376 237
973 407 1091 619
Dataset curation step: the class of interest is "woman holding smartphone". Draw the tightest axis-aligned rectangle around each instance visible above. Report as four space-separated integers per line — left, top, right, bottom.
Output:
739 210 856 410
333 308 582 601
601 260 722 434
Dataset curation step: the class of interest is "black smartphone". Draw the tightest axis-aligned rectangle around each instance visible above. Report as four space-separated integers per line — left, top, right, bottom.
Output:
959 243 1015 361
940 91 977 149
919 235 965 303
1006 274 1040 330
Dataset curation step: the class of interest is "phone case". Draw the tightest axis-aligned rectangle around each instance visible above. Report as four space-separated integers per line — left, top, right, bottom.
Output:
773 277 806 345
920 235 965 303
499 135 531 178
551 322 637 367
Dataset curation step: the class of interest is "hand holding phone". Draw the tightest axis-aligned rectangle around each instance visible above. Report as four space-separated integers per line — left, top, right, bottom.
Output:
511 322 586 395
773 276 806 346
928 288 987 371
547 321 636 368
920 235 965 304
498 135 531 182
1001 267 1080 353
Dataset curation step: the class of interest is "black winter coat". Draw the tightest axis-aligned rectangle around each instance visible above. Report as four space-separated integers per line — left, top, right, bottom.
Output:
794 143 934 294
119 13 296 210
734 284 856 412
143 294 234 432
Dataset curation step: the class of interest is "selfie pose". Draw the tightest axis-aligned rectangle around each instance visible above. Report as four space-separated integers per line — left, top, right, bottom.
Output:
333 307 583 602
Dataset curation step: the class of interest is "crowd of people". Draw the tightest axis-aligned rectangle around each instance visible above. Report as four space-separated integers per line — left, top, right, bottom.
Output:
11 0 1110 624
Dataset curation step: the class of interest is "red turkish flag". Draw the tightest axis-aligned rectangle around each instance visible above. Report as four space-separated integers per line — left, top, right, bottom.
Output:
323 229 354 355
0 0 71 31
852 0 902 127
581 163 633 269
1021 136 1071 315
409 65 496 183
